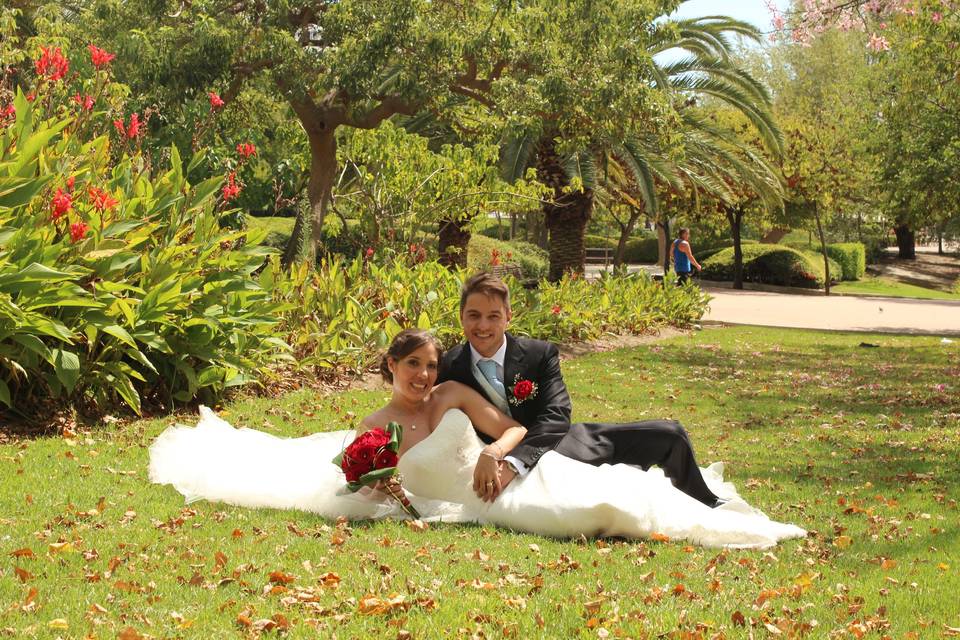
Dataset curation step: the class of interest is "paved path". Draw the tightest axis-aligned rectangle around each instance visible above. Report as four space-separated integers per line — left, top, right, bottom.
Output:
702 288 960 335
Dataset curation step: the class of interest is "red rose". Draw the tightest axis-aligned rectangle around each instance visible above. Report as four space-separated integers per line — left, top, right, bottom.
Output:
513 379 534 400
340 428 393 482
373 448 398 469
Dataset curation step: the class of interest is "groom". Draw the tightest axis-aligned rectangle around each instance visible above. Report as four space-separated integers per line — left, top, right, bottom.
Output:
437 272 724 507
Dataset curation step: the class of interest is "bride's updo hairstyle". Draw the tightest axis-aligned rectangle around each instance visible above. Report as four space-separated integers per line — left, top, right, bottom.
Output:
380 329 443 384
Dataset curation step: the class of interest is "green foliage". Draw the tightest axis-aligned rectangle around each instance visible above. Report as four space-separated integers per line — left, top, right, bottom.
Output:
623 236 661 263
825 242 866 281
336 123 542 247
0 93 285 415
702 244 839 288
508 272 710 339
583 234 619 249
266 254 707 376
468 235 548 280
697 239 759 262
245 216 295 250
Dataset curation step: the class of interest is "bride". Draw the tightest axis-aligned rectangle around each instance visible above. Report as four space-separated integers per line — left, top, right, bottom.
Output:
150 329 806 549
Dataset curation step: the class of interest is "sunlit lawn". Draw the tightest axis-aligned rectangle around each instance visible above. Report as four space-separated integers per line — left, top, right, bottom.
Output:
1 326 958 638
834 276 960 301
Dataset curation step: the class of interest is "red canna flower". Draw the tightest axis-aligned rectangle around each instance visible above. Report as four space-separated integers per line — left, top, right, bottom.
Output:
72 93 95 111
66 176 75 192
0 103 14 128
69 221 89 243
126 112 142 138
88 186 119 213
35 46 70 82
365 247 375 260
236 142 257 159
222 172 240 201
208 92 225 110
114 113 144 139
51 188 73 220
87 44 115 69
551 305 561 315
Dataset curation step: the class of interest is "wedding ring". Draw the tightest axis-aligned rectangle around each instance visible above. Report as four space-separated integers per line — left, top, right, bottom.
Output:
485 481 493 486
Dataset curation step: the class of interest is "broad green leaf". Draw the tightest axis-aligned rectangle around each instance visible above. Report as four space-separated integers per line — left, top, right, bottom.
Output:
52 348 81 392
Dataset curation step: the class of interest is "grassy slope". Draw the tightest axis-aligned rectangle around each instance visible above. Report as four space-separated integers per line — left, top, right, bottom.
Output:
1 327 958 637
833 277 960 301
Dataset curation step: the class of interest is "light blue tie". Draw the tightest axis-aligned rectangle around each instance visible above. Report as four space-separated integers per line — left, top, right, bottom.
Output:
477 359 506 400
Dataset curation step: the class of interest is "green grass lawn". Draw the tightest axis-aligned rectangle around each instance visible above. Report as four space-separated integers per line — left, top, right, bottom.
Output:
2 327 958 638
833 276 960 301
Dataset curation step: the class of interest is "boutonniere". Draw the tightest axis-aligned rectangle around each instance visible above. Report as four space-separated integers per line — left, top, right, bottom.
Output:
508 374 538 406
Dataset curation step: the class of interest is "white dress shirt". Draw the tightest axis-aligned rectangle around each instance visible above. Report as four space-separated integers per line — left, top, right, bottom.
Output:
469 340 529 476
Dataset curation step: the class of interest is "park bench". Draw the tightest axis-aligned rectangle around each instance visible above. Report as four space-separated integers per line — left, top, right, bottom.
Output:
490 263 524 279
585 246 614 266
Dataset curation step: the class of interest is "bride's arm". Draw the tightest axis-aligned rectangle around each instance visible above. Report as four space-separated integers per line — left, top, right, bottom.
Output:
435 382 527 502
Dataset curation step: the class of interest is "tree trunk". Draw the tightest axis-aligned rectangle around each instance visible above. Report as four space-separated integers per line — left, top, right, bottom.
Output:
760 227 790 244
727 207 744 290
438 215 472 270
281 204 308 267
613 206 642 269
536 137 591 281
894 222 916 259
659 218 671 277
814 203 831 295
304 129 338 264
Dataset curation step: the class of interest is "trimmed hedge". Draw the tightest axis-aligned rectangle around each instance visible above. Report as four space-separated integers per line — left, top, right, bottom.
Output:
584 234 619 249
624 236 660 263
826 243 866 281
697 239 758 262
702 244 840 288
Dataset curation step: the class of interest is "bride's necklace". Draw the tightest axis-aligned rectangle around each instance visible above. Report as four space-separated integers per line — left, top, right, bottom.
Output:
386 401 429 431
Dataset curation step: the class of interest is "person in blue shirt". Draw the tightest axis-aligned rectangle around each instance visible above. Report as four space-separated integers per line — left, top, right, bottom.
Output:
672 228 702 284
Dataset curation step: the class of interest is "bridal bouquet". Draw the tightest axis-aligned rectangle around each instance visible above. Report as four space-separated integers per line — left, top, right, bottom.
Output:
333 423 420 519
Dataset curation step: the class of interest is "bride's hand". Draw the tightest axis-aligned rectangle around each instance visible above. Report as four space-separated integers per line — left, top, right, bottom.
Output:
473 453 502 502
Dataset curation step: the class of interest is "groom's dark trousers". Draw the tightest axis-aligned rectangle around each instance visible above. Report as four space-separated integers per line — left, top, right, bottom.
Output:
438 333 721 506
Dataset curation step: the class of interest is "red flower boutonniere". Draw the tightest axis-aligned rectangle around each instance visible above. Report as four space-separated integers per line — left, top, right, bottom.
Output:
508 375 538 406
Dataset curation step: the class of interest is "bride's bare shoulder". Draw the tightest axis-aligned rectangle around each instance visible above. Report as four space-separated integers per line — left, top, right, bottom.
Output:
359 410 388 431
433 380 476 397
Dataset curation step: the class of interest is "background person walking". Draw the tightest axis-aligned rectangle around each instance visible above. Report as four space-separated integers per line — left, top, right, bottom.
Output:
672 228 702 284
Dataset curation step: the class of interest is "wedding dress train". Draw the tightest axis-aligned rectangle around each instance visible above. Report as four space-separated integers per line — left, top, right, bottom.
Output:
149 408 806 549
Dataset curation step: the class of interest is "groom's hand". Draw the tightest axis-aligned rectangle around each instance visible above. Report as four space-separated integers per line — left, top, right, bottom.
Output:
497 461 517 490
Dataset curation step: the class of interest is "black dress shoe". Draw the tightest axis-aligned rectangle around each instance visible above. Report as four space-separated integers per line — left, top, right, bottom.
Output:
709 498 729 509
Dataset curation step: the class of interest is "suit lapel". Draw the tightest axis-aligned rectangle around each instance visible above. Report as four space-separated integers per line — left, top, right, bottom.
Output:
502 333 526 398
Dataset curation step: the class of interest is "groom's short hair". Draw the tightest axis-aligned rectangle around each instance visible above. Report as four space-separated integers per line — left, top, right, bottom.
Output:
460 272 511 312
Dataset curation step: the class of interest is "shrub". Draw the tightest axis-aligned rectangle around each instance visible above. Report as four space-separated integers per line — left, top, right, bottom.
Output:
584 234 619 249
826 242 866 281
697 239 758 262
702 244 840 288
0 92 285 416
268 256 709 375
468 235 548 279
623 236 660 263
247 215 295 249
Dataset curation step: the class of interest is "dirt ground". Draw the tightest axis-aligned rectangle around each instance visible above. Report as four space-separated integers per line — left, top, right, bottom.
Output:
870 248 960 291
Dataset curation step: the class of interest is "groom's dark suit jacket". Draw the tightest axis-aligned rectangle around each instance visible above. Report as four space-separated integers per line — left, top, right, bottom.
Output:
437 333 573 469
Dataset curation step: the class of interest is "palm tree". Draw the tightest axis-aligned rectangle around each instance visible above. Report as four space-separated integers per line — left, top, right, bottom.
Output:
501 14 782 281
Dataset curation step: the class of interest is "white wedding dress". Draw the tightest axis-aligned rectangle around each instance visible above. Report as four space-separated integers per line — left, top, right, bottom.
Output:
149 408 805 549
